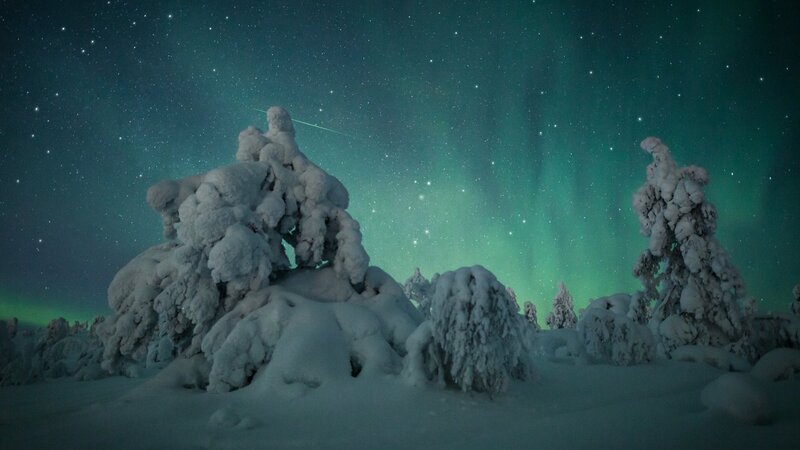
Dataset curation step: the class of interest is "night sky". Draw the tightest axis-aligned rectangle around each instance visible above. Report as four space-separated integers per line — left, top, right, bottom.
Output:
1 1 798 326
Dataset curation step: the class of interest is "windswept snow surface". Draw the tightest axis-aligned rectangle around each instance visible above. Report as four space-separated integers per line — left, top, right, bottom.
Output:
1 358 798 449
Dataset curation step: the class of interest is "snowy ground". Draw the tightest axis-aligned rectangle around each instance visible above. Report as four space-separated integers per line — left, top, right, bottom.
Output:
1 358 798 449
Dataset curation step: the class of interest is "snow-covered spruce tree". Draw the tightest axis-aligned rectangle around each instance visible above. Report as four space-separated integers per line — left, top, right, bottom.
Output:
792 284 800 316
632 137 746 356
546 282 577 330
403 267 433 319
403 266 532 395
98 107 422 390
523 301 541 331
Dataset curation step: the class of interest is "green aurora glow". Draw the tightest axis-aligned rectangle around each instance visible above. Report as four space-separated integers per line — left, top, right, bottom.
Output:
1 1 798 324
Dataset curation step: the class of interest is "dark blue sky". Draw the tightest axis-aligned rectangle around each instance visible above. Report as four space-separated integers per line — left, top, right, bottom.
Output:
1 0 798 324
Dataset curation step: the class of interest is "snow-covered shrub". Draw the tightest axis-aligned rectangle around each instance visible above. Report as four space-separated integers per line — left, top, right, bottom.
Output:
751 348 800 382
632 137 746 355
403 267 433 319
0 319 15 370
523 301 541 331
0 317 104 385
411 266 532 395
577 297 655 365
749 316 792 357
99 107 371 373
546 282 577 330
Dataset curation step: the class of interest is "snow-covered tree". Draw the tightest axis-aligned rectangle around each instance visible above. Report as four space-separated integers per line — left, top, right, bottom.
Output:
627 291 651 325
792 284 800 316
1 317 104 385
546 282 577 330
405 266 532 395
403 267 433 319
523 301 541 331
632 137 746 355
99 107 373 374
578 306 655 366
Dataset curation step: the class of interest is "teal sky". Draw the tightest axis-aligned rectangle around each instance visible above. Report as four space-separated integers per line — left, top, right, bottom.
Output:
1 1 798 326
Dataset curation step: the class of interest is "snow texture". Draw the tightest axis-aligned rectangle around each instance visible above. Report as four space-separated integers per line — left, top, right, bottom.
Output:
403 267 433 319
202 266 421 393
529 329 583 360
701 373 772 425
99 107 371 374
751 348 800 382
627 291 651 325
671 345 751 372
546 282 577 330
577 296 655 365
407 266 532 395
523 301 541 331
633 137 746 356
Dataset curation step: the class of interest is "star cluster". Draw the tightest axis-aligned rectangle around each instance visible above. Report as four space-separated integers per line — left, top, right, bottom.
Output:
1 1 798 325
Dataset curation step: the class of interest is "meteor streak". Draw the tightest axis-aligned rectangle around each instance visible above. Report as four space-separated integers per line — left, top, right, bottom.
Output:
253 108 354 138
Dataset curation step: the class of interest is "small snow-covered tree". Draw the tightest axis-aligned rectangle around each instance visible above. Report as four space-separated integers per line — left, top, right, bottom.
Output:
792 284 800 316
578 307 655 366
426 266 532 395
632 137 746 355
523 301 541 331
546 282 577 330
403 267 433 319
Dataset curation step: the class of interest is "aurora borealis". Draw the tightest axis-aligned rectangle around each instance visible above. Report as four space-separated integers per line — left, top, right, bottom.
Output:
1 1 798 326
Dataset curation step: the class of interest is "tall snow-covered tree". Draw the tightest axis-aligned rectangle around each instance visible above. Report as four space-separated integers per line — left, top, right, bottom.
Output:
632 137 746 355
546 282 577 330
403 267 433 319
792 284 800 316
523 301 541 331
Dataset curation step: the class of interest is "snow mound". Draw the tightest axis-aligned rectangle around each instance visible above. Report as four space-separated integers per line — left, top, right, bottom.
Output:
584 293 631 315
751 348 800 382
701 373 772 425
99 106 370 374
529 329 582 360
403 266 533 395
577 306 655 366
203 266 421 393
671 345 751 372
